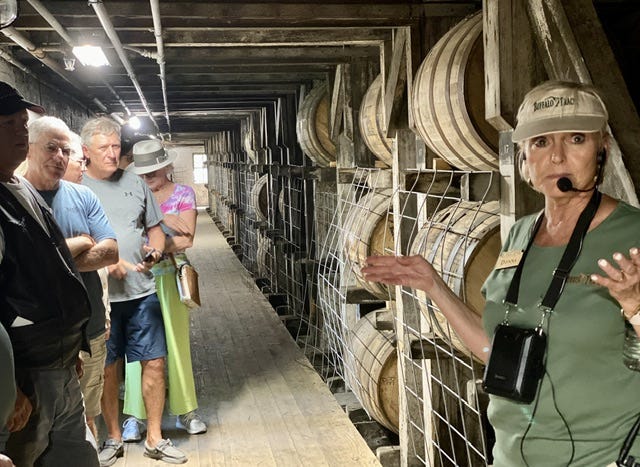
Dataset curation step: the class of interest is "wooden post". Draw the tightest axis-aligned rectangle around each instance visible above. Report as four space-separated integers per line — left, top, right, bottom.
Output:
483 0 543 236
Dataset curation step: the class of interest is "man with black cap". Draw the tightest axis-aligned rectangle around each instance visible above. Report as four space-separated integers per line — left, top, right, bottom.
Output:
0 81 99 466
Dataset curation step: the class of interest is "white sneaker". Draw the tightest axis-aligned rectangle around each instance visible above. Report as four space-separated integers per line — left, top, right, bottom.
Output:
176 411 207 435
122 416 146 443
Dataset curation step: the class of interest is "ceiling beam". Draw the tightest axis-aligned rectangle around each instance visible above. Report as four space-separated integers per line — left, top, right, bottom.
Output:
17 2 479 28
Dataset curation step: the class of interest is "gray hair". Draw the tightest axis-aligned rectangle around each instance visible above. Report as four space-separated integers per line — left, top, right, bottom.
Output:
80 116 121 146
68 131 83 161
28 116 70 144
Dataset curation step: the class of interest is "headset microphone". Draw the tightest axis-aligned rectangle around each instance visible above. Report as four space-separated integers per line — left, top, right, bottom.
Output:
556 177 596 193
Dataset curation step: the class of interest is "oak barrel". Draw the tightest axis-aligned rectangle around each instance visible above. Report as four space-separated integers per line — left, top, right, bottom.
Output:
411 13 498 171
343 189 395 300
296 83 336 166
359 75 393 167
409 200 500 355
251 174 269 222
241 117 257 163
346 310 399 433
256 233 273 279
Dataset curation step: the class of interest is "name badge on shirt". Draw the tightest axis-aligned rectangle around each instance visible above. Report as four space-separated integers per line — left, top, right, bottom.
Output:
494 250 524 270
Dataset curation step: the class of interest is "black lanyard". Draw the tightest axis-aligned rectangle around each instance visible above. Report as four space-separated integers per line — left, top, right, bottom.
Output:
505 189 602 312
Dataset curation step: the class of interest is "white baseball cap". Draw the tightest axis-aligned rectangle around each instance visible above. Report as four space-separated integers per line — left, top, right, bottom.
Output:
512 81 608 142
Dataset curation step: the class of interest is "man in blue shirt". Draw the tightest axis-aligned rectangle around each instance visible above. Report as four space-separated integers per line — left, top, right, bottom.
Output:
24 115 118 443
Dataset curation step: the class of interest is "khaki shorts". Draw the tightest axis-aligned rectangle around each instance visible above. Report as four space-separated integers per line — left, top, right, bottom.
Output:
79 334 107 418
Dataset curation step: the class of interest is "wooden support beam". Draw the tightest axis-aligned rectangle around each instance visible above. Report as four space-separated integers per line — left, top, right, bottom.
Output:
526 0 588 82
345 287 385 304
483 0 516 132
460 171 501 202
562 0 640 203
374 310 395 331
409 337 470 361
382 27 409 136
483 0 544 234
329 65 344 140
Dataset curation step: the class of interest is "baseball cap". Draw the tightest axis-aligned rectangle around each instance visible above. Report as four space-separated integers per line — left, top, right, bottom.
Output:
0 81 45 116
512 81 608 142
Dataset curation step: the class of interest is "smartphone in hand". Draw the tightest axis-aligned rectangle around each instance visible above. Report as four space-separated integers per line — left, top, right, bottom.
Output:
143 250 155 263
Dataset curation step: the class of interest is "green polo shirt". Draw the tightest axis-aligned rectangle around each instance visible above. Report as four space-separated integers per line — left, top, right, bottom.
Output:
482 201 640 466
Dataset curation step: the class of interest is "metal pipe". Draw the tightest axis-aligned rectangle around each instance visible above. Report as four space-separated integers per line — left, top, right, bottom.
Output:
25 0 119 114
0 48 103 113
25 0 74 45
123 45 156 60
150 0 171 133
110 112 125 125
0 48 33 76
88 0 162 137
1 27 107 112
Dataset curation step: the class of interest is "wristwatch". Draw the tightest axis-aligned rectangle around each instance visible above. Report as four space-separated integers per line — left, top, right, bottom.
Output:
623 304 640 325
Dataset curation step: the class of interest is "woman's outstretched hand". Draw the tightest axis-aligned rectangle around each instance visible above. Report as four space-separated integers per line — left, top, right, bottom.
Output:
591 247 640 317
361 255 439 293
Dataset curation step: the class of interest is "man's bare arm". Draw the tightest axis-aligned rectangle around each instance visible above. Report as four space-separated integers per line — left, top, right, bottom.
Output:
74 238 118 272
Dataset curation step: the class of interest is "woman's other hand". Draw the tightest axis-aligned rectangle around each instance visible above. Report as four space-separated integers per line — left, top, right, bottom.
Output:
362 255 440 293
591 247 640 315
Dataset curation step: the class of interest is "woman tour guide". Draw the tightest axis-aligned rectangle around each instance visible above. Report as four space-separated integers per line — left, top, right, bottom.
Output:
362 80 640 466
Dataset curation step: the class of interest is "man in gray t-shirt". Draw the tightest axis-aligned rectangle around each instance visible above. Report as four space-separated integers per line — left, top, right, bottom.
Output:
81 117 187 465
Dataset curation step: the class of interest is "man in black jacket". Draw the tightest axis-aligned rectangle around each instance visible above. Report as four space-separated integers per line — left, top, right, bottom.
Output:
0 81 99 467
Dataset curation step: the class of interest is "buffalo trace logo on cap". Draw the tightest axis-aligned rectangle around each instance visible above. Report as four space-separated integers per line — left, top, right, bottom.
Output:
532 95 576 112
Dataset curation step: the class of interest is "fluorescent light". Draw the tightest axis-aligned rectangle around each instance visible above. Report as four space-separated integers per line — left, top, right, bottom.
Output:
72 46 110 67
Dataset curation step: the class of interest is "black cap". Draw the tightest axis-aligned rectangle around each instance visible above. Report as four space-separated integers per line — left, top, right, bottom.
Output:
0 82 45 116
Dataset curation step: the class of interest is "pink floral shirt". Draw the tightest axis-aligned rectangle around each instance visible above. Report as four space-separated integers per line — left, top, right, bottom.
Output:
160 183 196 217
153 184 196 275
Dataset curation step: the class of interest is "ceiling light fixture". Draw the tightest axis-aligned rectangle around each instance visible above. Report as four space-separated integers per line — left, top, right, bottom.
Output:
72 45 110 67
128 116 141 130
63 56 75 71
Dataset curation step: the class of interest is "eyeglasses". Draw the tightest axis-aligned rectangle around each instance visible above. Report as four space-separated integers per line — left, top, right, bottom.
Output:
70 157 87 169
44 142 71 158
141 170 160 178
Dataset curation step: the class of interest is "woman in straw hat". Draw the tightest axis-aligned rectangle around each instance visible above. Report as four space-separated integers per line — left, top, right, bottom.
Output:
122 139 207 440
363 81 640 466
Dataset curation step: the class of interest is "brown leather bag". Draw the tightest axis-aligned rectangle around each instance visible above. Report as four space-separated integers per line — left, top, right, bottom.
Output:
170 255 201 308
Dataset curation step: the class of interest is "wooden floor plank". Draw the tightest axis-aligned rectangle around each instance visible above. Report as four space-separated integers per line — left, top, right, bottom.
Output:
98 210 379 466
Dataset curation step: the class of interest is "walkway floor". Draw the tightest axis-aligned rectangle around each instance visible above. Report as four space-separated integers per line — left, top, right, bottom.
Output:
112 210 380 466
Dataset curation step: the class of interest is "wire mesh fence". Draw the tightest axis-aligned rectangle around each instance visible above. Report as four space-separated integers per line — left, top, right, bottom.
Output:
209 155 502 466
